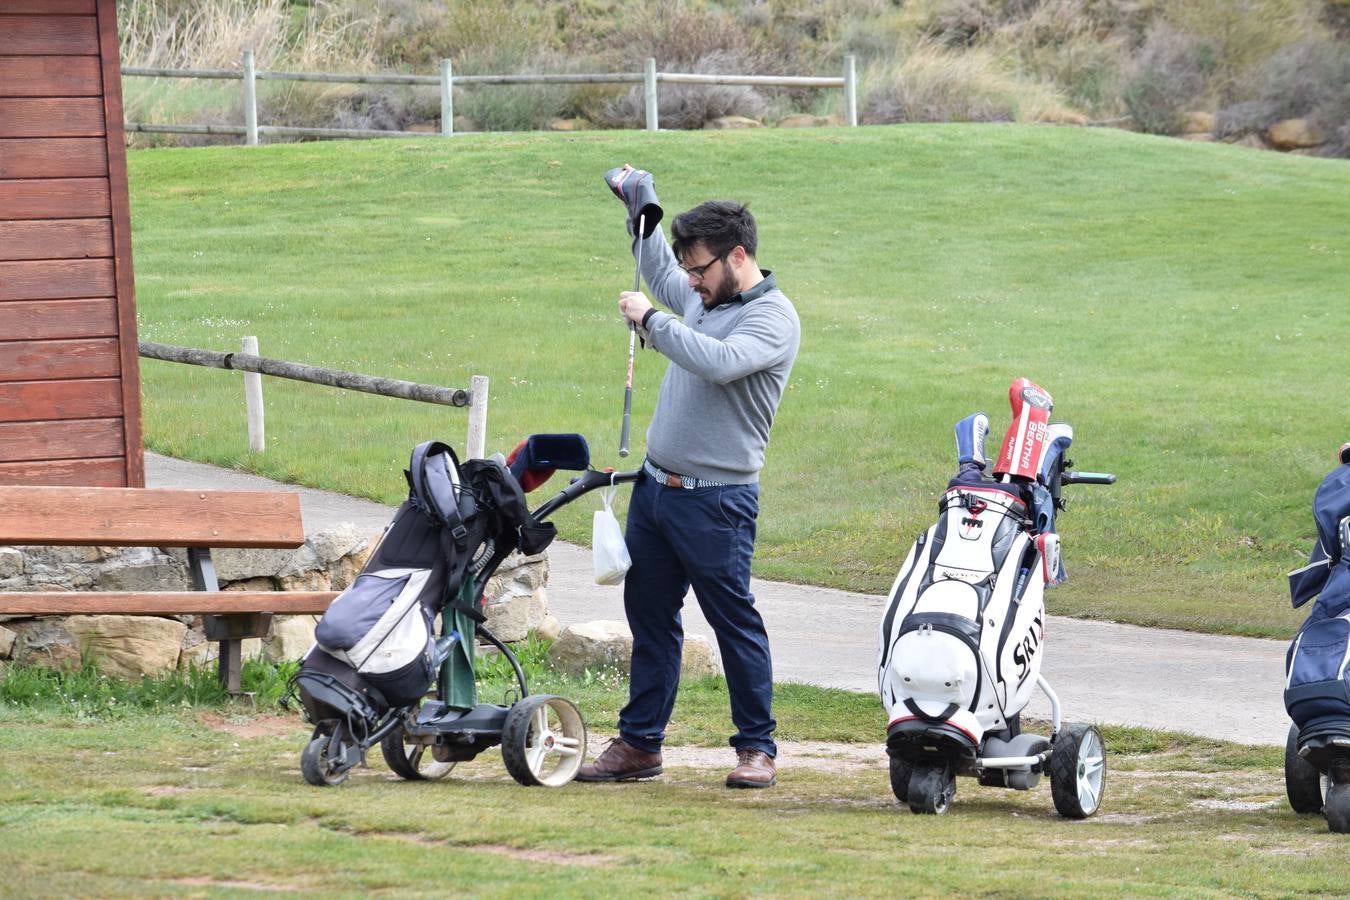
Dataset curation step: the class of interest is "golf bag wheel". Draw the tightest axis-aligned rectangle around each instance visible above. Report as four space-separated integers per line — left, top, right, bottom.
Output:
888 754 914 804
501 695 587 787
1325 783 1350 834
1050 724 1105 819
381 725 457 782
907 763 956 815
300 736 349 787
1284 723 1325 814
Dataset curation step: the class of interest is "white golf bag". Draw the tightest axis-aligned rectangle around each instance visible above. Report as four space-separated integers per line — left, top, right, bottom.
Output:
876 378 1114 817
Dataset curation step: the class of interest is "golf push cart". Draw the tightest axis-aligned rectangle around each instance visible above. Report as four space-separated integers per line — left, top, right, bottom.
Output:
291 433 637 788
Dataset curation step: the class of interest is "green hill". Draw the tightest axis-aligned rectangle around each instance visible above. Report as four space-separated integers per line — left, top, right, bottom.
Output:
129 123 1350 638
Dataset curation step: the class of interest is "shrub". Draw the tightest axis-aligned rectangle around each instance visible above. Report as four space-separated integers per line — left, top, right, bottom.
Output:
1160 0 1328 103
1121 23 1210 135
861 40 1082 125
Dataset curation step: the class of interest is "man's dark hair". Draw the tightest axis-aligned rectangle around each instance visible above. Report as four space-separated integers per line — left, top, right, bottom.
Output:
670 200 757 263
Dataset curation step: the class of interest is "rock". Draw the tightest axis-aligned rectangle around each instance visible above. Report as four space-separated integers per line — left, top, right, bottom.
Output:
210 547 296 582
263 615 317 663
1266 118 1323 151
536 613 562 642
223 576 274 592
93 547 187 592
776 114 832 128
63 615 188 679
309 524 368 566
0 548 22 578
1181 111 1215 135
9 618 81 671
681 635 720 678
278 568 332 593
1234 133 1270 150
484 587 549 643
0 624 16 658
548 621 721 678
705 116 762 129
548 117 590 131
549 620 632 677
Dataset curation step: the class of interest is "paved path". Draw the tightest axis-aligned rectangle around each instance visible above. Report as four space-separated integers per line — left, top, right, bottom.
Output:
148 453 1292 746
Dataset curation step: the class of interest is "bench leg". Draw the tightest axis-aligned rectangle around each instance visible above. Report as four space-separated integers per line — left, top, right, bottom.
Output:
218 639 243 693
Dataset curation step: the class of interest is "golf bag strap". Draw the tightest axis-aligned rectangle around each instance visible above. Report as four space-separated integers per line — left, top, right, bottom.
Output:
409 440 470 547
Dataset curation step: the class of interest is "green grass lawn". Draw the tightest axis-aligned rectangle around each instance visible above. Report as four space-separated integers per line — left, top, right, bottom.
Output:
2 699 1343 897
127 124 1350 639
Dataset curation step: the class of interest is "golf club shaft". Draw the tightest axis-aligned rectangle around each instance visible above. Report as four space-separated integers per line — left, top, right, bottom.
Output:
618 213 645 458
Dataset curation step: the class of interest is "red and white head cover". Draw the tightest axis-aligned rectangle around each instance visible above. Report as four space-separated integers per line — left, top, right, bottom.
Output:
993 377 1054 481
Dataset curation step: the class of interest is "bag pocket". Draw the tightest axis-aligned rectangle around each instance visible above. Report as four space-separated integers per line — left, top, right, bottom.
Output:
1285 613 1350 726
315 569 418 651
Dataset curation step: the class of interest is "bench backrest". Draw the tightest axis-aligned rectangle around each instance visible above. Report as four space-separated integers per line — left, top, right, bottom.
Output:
0 486 305 548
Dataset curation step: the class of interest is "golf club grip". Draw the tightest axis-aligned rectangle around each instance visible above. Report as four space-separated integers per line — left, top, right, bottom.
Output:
1062 471 1116 485
619 391 632 457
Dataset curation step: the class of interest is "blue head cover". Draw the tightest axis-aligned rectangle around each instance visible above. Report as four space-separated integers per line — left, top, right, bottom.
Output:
1290 462 1350 611
954 412 990 469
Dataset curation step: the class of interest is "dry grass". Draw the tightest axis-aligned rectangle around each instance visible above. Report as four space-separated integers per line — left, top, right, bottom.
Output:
861 39 1086 125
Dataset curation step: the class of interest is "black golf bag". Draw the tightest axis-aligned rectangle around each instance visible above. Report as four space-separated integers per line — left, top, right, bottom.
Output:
1285 454 1350 752
293 440 555 742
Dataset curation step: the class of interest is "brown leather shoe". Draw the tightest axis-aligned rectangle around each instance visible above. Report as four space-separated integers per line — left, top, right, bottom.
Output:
575 738 663 782
726 748 776 788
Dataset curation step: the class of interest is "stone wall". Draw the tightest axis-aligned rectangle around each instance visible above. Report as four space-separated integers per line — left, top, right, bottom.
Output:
0 525 551 680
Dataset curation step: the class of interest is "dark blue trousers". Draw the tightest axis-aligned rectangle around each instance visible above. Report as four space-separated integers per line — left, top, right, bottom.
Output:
618 470 777 757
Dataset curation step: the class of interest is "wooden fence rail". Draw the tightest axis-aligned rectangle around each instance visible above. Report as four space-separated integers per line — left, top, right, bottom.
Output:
138 340 488 458
121 52 859 144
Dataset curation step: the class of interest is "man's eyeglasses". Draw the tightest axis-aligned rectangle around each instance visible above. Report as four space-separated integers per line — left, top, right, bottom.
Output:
679 254 724 281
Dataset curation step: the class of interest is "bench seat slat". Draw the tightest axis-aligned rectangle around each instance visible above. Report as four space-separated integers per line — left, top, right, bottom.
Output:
0 486 307 547
0 591 338 615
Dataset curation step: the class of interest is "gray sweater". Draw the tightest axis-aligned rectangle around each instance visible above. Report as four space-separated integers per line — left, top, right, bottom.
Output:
633 228 801 484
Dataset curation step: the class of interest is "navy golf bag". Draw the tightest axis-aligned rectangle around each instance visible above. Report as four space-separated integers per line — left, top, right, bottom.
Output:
1283 446 1350 830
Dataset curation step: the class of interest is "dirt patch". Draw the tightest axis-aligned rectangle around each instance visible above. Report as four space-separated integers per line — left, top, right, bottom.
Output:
362 831 616 866
592 734 886 774
199 712 305 740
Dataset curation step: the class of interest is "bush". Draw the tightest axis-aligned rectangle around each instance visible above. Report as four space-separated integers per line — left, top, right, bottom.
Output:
862 40 1082 125
1121 23 1211 135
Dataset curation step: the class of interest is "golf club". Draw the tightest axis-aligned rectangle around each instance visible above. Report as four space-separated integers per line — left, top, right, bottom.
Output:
619 212 645 458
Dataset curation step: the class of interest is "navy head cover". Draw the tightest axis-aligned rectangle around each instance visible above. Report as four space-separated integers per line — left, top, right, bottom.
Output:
507 433 590 492
1289 459 1350 611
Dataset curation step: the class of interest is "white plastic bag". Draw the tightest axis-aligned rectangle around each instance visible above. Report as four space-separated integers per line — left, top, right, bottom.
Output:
593 485 632 585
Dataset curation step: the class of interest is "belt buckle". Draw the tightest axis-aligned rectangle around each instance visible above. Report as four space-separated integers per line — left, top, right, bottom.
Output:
666 474 684 488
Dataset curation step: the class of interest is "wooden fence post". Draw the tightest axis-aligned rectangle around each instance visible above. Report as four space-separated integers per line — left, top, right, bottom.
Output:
844 54 858 127
243 49 258 145
644 58 658 132
466 375 488 459
241 336 265 452
440 58 454 136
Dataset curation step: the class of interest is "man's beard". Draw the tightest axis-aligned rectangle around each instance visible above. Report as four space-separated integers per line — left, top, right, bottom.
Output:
697 265 738 309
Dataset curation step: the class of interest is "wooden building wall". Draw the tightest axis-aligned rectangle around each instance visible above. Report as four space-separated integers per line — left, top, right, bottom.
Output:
0 0 144 487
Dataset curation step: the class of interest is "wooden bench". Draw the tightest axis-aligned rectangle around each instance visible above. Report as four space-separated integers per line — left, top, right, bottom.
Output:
0 485 339 692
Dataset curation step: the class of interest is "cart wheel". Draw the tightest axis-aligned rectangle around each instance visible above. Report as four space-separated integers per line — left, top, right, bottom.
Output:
381 725 456 781
1285 723 1325 814
1325 783 1350 834
888 753 914 804
907 763 956 815
300 736 349 787
1050 724 1105 819
501 695 587 787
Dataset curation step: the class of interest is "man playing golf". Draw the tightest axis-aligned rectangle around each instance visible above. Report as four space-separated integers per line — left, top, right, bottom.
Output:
578 166 801 788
